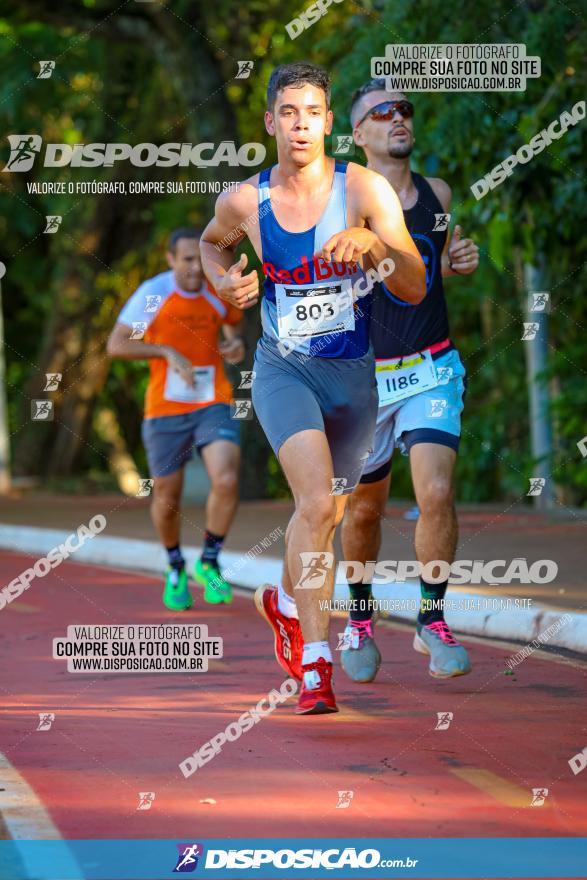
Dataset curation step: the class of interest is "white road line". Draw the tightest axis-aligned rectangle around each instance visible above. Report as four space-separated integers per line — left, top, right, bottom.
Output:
0 752 83 877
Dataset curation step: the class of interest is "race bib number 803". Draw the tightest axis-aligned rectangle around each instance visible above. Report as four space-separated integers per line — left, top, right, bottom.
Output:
275 278 355 339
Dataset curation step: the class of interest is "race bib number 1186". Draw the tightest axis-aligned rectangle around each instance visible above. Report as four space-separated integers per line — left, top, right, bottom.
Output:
376 350 438 406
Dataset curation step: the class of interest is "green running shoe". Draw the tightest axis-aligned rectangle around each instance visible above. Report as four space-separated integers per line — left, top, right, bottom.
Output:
193 559 233 604
163 566 192 611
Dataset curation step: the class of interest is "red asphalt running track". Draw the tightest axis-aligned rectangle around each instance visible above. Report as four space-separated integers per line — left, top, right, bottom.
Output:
1 549 586 852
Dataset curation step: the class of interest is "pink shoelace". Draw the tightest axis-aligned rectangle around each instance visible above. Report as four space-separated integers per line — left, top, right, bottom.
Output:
426 620 460 646
350 618 374 645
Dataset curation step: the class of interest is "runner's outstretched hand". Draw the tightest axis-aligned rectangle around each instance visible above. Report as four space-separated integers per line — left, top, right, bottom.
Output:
164 347 195 388
219 338 245 365
319 227 378 264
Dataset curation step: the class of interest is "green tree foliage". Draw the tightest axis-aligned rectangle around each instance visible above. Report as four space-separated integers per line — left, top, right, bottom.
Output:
318 0 586 503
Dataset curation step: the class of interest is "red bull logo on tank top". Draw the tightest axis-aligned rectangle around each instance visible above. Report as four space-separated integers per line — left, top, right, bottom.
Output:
262 253 360 284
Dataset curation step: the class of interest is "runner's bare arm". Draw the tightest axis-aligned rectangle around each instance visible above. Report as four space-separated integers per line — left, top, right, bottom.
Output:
200 187 260 310
430 179 480 278
219 321 246 365
432 179 456 277
322 165 426 305
107 322 169 361
106 323 195 386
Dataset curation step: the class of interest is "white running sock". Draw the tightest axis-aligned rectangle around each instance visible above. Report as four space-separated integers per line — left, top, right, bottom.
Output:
277 583 298 619
302 641 332 666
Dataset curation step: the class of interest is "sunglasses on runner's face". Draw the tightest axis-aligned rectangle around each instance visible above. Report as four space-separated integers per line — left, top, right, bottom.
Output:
356 99 414 127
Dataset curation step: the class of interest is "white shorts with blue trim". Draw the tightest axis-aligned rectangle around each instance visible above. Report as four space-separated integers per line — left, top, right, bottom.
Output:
360 348 466 483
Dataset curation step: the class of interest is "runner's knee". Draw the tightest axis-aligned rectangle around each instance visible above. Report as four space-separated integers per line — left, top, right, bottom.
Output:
211 469 238 497
153 476 182 511
297 494 337 534
417 478 454 516
346 492 383 531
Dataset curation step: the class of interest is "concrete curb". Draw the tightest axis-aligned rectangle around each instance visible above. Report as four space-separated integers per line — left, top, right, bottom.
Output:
1 523 585 654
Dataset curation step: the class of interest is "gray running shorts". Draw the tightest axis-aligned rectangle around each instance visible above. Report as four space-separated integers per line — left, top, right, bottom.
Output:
251 338 378 494
142 404 240 477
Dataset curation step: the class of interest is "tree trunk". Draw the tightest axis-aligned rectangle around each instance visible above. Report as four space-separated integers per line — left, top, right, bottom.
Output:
12 8 241 479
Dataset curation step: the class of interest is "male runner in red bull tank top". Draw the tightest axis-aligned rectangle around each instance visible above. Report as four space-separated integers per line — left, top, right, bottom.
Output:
200 63 425 715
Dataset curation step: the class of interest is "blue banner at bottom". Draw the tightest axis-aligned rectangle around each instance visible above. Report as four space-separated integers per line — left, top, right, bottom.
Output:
0 838 585 880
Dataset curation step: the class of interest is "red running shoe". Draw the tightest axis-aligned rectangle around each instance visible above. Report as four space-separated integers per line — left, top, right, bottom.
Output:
254 585 303 681
295 657 338 715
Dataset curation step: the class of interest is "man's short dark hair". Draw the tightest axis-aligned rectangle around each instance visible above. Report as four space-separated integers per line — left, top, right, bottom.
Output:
267 62 331 112
167 227 201 254
349 78 389 125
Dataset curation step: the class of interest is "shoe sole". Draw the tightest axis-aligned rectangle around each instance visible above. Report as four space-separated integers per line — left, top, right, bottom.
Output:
340 652 381 684
413 633 472 679
163 596 193 612
254 585 301 681
343 669 380 684
295 701 339 715
193 570 232 605
203 590 232 605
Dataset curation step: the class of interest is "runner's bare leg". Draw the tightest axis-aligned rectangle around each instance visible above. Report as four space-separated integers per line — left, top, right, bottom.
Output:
341 472 392 566
410 443 457 567
151 469 184 547
278 429 348 643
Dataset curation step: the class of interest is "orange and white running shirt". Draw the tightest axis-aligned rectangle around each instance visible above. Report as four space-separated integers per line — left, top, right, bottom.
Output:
118 270 243 420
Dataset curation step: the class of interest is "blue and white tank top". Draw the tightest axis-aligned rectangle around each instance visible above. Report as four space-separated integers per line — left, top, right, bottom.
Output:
257 161 371 359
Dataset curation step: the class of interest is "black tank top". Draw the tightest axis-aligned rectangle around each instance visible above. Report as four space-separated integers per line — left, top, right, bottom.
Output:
370 172 451 358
